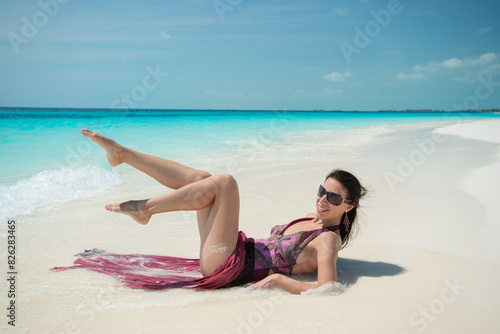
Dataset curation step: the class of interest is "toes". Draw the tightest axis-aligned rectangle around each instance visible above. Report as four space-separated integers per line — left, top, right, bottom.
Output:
81 128 98 141
105 204 118 212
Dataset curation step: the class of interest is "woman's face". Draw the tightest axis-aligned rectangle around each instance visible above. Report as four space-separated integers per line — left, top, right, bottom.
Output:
316 177 354 222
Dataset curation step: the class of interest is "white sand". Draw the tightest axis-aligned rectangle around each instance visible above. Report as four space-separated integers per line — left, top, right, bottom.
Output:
435 119 500 267
2 118 500 333
434 119 500 144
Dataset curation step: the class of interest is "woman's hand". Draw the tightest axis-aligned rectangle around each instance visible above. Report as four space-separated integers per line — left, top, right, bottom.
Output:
249 274 281 290
249 273 322 294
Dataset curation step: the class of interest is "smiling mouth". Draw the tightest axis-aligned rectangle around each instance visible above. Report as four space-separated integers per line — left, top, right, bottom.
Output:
317 203 329 212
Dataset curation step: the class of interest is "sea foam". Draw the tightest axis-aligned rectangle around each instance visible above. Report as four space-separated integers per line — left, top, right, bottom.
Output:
0 165 121 220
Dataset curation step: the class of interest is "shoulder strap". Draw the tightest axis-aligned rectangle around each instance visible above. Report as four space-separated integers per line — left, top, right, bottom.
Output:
326 225 341 232
279 217 314 235
280 217 341 235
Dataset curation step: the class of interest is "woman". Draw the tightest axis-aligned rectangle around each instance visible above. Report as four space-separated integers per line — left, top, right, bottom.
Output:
59 129 366 294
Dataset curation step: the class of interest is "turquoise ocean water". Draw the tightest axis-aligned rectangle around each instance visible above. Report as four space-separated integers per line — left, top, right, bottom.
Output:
1 108 499 220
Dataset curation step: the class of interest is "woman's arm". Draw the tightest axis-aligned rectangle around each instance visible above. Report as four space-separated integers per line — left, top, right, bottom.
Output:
250 273 319 294
250 232 341 294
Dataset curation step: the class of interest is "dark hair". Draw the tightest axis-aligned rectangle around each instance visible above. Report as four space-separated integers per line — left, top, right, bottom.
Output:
326 169 367 249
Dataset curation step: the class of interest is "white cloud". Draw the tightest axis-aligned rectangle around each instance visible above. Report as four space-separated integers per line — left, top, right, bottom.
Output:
331 7 350 16
293 89 317 98
440 53 495 69
396 72 427 80
322 88 343 95
443 58 463 68
478 27 493 35
205 89 245 98
477 52 497 65
413 61 441 72
323 71 352 82
205 89 222 97
293 88 343 97
400 53 499 80
455 52 497 66
160 32 171 40
387 50 402 56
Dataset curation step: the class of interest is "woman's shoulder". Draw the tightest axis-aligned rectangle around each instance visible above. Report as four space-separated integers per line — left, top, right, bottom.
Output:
311 230 342 252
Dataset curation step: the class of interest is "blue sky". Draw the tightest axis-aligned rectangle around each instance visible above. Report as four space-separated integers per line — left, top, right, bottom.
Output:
0 0 499 110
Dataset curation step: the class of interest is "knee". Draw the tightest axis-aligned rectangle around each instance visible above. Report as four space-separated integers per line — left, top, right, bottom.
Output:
212 174 237 189
191 170 212 183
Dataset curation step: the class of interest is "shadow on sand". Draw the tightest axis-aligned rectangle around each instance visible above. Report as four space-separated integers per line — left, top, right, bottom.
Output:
337 257 406 285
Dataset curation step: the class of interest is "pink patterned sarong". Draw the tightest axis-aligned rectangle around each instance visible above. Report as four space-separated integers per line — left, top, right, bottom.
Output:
51 231 250 290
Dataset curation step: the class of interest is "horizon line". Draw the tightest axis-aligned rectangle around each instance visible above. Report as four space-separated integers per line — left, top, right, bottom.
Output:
1 106 500 113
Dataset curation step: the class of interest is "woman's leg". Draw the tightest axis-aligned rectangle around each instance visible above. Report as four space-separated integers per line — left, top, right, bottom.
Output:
82 129 240 275
81 129 210 189
82 128 212 237
106 174 240 276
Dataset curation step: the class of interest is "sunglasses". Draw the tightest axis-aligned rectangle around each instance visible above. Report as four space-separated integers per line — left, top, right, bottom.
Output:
317 184 355 206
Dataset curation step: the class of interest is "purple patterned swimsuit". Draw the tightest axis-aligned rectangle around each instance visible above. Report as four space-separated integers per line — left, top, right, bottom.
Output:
252 217 341 281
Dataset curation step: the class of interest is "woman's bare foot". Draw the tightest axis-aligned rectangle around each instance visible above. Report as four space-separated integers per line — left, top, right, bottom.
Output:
81 129 125 167
105 200 151 225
